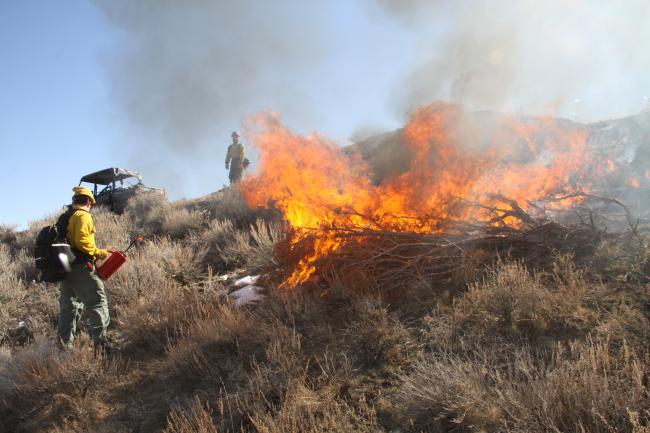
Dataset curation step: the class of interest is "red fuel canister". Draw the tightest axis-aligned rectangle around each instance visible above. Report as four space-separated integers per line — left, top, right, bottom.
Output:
96 251 127 280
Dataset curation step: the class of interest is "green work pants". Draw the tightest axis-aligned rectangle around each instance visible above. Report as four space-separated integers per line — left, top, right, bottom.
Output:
229 159 243 183
57 263 110 346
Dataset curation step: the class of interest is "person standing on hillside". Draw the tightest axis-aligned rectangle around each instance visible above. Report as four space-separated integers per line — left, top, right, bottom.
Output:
225 131 248 184
58 187 115 353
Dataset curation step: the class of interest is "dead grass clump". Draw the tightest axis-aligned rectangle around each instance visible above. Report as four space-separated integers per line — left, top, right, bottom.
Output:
0 245 28 332
142 305 307 432
106 244 171 309
14 249 40 283
164 398 218 433
110 238 217 351
206 186 256 224
342 298 419 370
115 278 188 352
394 340 649 432
595 302 650 352
249 384 382 433
0 225 18 251
161 241 207 286
162 206 208 240
162 304 261 380
247 219 286 271
0 336 115 433
92 206 131 249
393 350 505 432
505 340 650 433
196 218 285 273
453 260 595 342
125 191 170 235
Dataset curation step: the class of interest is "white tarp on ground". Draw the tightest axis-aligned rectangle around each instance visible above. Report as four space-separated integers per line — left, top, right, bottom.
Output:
229 285 265 307
234 274 261 287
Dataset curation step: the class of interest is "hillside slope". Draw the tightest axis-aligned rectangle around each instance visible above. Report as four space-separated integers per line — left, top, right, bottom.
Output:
1 114 649 432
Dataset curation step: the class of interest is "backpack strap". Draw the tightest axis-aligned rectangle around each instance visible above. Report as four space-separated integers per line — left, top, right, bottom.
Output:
54 206 76 241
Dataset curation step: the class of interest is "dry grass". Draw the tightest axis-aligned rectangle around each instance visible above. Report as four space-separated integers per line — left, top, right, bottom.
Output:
0 336 121 433
394 339 649 433
1 190 648 433
453 259 597 344
164 398 219 433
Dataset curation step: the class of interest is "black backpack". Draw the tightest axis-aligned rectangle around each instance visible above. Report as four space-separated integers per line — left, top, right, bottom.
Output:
34 207 77 283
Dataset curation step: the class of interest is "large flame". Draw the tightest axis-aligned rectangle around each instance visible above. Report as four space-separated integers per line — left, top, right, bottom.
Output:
241 102 604 286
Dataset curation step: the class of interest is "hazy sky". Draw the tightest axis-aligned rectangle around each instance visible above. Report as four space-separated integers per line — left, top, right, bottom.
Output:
2 0 649 228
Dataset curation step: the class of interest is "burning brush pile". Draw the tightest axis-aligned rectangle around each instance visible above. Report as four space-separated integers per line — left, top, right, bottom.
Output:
241 103 648 292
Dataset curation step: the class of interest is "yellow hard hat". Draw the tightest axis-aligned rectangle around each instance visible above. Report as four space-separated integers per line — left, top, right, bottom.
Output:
72 186 96 205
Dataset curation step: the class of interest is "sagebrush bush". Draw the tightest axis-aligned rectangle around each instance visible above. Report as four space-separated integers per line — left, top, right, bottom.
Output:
165 398 218 433
205 186 256 224
162 206 208 239
92 205 132 249
0 225 18 252
394 340 649 433
453 260 595 342
125 191 170 235
0 244 27 331
195 218 285 274
342 298 419 370
0 336 118 433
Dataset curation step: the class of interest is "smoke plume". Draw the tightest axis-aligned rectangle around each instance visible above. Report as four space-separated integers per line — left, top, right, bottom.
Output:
93 0 327 155
375 0 650 121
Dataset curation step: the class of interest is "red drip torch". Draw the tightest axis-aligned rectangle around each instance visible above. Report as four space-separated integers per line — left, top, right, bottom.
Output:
96 234 143 280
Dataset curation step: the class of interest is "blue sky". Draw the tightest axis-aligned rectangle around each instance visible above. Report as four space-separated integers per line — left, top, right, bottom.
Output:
1 1 117 228
2 1 649 229
0 0 415 229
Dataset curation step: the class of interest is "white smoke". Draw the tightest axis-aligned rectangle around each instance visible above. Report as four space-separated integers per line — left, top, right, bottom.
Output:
374 0 650 121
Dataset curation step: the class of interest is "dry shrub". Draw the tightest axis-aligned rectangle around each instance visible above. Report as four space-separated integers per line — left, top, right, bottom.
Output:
342 298 419 370
394 340 649 433
163 304 269 382
595 302 650 352
0 225 18 251
206 186 255 223
162 206 208 239
155 301 313 432
0 336 115 433
125 191 170 235
196 218 284 273
113 246 226 352
161 240 207 286
115 278 187 352
125 193 207 239
249 384 382 433
105 242 172 309
453 260 595 342
135 238 208 286
247 219 286 270
165 398 218 433
14 249 39 283
0 244 27 331
92 206 131 249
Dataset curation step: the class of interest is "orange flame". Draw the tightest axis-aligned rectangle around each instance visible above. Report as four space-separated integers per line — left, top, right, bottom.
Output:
630 177 641 188
241 103 603 286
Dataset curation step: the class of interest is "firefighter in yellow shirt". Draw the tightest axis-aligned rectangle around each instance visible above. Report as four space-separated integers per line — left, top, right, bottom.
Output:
58 187 115 352
225 131 246 184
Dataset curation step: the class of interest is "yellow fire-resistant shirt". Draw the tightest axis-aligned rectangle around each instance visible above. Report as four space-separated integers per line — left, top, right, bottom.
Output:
225 142 245 164
66 207 109 261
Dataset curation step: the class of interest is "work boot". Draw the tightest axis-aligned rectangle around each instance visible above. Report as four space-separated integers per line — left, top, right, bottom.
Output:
93 339 121 357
